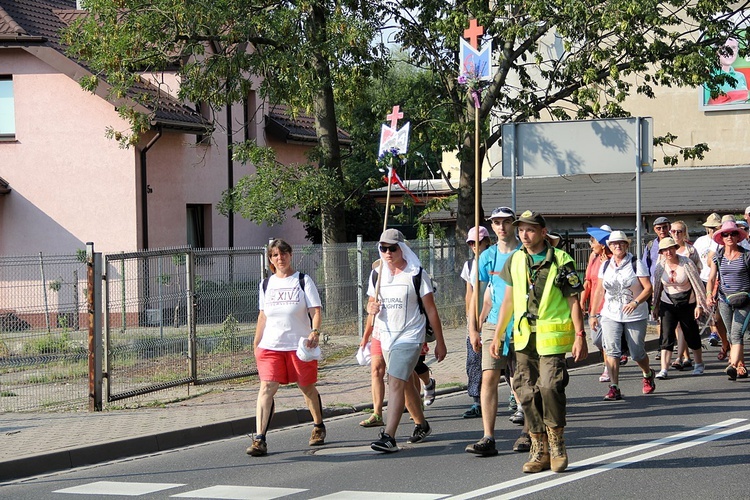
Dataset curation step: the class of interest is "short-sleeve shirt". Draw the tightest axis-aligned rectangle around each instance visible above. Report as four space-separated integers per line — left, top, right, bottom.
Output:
599 253 650 322
258 272 322 351
500 244 580 317
473 244 518 324
367 268 433 351
693 234 718 282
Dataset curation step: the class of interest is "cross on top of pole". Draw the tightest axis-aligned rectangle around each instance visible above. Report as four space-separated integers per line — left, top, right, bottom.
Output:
386 105 404 129
463 19 484 50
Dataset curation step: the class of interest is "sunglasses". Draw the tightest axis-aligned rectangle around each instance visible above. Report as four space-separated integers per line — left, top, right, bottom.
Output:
669 270 676 283
723 231 740 238
670 229 684 234
379 244 400 253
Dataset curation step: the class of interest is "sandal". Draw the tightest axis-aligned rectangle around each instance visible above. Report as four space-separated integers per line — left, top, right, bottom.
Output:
738 362 748 379
359 413 383 428
718 346 728 362
670 360 683 371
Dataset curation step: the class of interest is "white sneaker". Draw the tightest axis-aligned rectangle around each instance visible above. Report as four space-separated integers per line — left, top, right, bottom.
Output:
655 369 669 380
599 368 611 383
692 363 705 375
423 378 436 406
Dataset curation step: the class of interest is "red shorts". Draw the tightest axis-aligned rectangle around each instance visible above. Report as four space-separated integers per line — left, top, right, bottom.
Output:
371 337 383 357
255 348 318 386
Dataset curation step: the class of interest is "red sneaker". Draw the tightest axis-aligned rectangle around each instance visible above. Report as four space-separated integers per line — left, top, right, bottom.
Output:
642 369 656 394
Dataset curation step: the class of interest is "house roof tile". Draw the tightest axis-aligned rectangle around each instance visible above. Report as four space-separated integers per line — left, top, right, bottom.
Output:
0 0 208 131
427 166 750 222
266 104 351 145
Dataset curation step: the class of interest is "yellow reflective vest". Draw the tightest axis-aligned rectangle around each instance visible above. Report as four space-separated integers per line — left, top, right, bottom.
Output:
509 248 575 355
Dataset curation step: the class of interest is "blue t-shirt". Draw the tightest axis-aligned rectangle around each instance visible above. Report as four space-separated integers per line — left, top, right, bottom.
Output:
477 244 518 325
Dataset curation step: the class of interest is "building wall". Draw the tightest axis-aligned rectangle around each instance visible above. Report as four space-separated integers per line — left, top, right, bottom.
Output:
0 49 138 255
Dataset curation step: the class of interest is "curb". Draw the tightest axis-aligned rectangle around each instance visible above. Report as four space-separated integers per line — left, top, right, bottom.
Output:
0 339 662 482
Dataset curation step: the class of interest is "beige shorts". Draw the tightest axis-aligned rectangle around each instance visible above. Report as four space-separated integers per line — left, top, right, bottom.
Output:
481 322 508 371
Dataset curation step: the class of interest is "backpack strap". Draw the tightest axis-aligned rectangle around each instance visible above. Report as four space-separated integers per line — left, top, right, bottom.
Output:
262 277 270 293
264 272 306 293
601 256 638 275
413 267 426 315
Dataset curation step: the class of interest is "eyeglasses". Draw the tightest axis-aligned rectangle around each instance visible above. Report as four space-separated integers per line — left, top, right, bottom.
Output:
723 231 740 238
670 229 684 234
379 244 400 253
491 219 510 225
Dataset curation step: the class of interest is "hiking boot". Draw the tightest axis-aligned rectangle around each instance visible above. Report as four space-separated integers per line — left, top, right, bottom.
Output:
619 355 629 366
655 369 669 380
522 432 550 473
692 363 705 375
604 384 623 401
513 432 531 452
508 393 518 412
246 438 267 457
462 403 482 418
407 422 431 444
509 409 525 425
423 378 436 406
642 369 656 394
465 436 499 456
599 367 611 383
546 426 568 472
371 429 398 453
309 425 326 446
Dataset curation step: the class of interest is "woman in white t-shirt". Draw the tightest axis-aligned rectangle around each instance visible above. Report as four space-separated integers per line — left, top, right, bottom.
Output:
247 239 323 457
589 231 655 402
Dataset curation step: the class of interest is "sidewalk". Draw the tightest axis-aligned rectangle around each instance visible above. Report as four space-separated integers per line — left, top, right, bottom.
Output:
0 325 659 482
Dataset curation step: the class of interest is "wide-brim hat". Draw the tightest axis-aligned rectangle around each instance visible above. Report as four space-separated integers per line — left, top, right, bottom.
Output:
713 220 749 244
658 237 679 251
702 213 722 228
607 230 630 245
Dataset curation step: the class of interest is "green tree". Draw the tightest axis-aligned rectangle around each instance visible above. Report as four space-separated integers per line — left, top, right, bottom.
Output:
385 0 747 239
64 0 388 315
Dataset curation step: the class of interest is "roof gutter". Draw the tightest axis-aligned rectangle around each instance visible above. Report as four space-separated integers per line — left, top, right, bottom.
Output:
139 128 162 249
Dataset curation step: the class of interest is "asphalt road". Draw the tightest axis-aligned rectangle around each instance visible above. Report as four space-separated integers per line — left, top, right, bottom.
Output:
3 360 749 499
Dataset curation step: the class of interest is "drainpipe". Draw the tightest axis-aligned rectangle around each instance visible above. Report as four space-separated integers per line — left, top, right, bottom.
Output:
139 128 162 249
227 99 234 247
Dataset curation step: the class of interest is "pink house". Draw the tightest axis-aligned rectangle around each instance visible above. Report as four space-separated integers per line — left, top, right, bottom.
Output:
0 0 347 255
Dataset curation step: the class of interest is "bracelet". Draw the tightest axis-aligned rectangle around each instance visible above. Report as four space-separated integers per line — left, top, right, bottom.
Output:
311 329 320 336
633 299 639 306
575 330 586 338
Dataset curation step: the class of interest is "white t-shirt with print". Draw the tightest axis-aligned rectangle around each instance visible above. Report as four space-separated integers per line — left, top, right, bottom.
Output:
367 268 433 351
258 273 321 351
598 253 650 322
693 234 718 282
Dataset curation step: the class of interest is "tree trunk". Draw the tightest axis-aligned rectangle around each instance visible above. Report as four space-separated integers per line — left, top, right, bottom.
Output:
456 125 485 244
309 2 352 319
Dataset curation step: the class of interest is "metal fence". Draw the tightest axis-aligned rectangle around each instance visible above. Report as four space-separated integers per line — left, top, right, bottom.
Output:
0 253 89 411
1 237 470 411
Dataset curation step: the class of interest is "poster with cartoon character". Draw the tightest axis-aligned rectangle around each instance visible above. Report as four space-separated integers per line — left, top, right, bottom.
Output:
701 35 750 110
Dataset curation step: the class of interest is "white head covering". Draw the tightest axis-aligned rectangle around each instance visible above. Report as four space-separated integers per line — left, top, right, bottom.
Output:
377 229 423 283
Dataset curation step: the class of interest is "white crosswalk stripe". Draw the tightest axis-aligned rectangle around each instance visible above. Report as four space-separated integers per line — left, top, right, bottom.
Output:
171 485 306 499
54 481 185 496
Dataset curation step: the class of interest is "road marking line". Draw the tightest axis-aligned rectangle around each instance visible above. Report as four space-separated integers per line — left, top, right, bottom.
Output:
54 480 184 495
171 485 306 499
447 418 746 500
311 492 448 500
490 422 750 499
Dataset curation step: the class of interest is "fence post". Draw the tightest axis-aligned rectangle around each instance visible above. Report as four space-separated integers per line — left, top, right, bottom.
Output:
357 235 363 338
429 232 435 277
87 242 103 411
186 251 197 382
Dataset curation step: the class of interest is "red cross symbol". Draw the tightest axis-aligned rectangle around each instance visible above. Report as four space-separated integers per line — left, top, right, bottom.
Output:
386 105 403 129
464 19 484 50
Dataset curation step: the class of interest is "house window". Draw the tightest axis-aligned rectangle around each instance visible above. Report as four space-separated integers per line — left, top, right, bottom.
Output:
186 204 211 248
244 90 257 142
0 76 15 139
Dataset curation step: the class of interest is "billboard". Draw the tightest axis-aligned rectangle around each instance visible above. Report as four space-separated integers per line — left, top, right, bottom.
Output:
701 35 750 111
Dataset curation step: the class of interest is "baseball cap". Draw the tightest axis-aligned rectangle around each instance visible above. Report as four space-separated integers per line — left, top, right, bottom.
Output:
745 206 750 215
652 216 670 226
489 206 516 219
466 226 490 243
702 213 721 228
379 228 404 244
513 210 546 227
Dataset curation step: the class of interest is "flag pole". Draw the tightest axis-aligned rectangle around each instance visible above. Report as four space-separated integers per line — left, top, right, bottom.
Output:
373 159 395 301
473 92 481 325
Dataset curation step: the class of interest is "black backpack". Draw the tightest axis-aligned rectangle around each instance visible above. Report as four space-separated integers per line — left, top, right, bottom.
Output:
262 272 312 327
601 257 638 275
371 267 436 342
